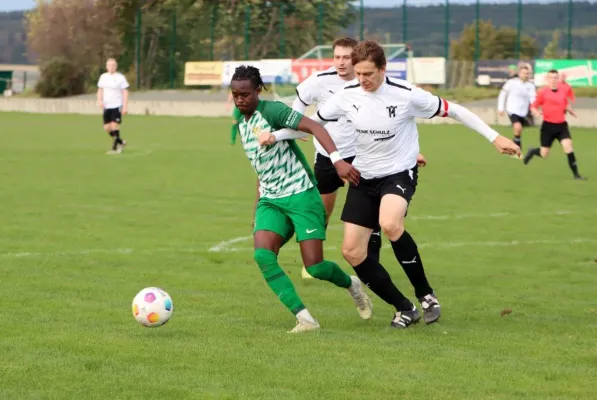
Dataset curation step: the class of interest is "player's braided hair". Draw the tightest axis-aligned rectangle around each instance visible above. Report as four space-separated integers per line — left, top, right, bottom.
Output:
231 65 267 91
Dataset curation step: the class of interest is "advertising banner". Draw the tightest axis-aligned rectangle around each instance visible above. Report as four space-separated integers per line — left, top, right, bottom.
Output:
291 59 334 83
534 59 597 87
184 61 224 86
475 60 534 87
386 59 407 80
409 57 446 85
221 60 261 86
257 59 293 84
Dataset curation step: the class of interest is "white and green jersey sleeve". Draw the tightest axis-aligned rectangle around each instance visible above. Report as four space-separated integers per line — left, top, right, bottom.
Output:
237 100 316 199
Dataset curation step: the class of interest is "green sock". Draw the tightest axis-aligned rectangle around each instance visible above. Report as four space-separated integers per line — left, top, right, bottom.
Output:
306 260 352 289
254 248 305 315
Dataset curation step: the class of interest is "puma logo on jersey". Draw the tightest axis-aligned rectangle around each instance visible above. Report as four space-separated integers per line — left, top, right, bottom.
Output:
329 90 335 94
353 104 361 112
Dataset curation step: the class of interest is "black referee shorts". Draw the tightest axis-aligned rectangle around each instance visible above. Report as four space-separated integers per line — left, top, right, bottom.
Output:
103 108 122 125
341 166 418 230
540 121 571 148
314 153 355 195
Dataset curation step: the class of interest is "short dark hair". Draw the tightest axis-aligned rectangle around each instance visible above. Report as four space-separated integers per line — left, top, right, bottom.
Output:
332 37 358 50
548 69 558 74
231 65 267 91
351 40 386 69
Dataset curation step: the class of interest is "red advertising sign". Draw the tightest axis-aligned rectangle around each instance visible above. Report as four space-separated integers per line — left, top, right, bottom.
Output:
291 59 334 83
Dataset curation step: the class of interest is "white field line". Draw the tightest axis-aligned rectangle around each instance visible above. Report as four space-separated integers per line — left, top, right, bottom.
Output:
208 209 594 251
208 238 597 253
1 238 595 259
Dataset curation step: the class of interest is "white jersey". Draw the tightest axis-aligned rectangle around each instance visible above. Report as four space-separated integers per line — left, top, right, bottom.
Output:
97 72 129 109
295 67 356 158
498 77 536 117
317 76 445 180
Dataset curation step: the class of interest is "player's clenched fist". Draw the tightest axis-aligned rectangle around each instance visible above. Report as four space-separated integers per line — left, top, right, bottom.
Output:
334 160 360 186
493 135 521 157
258 131 276 146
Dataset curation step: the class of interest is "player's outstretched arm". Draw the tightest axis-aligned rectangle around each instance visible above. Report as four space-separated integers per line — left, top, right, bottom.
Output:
446 101 521 156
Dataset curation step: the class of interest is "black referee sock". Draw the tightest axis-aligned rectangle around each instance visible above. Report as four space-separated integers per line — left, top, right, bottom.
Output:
390 231 433 299
367 230 382 263
524 147 541 164
567 152 580 177
353 257 412 312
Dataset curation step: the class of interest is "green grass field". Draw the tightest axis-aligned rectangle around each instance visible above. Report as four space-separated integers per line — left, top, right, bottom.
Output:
1 113 596 399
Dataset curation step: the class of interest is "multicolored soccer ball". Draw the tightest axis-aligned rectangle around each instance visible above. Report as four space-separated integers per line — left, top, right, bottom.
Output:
132 287 173 327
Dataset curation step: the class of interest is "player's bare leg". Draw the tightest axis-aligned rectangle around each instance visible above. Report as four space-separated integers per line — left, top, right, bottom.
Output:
300 239 372 320
380 194 440 325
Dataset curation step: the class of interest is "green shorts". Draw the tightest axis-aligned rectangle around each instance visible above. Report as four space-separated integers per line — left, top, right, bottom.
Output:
254 187 327 243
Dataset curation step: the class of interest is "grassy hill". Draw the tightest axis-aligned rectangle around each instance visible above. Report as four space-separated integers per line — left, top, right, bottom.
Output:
1 2 596 65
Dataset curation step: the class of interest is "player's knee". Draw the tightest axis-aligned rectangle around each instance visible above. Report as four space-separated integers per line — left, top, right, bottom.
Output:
380 221 404 242
103 125 111 133
342 242 367 266
540 147 550 157
253 248 277 271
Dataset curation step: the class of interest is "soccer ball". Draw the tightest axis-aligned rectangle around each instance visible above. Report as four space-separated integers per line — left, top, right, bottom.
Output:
132 287 173 327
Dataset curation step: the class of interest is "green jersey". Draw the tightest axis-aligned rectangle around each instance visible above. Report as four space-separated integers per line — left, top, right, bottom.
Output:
238 100 316 199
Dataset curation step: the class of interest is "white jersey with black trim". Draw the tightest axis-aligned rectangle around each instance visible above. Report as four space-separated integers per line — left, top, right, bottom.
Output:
317 76 448 180
295 67 356 158
498 77 536 117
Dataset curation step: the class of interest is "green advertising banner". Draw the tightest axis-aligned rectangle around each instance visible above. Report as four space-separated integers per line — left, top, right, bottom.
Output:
534 59 597 87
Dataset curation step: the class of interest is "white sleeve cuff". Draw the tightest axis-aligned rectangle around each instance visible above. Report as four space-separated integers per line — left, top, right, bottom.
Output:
272 128 309 141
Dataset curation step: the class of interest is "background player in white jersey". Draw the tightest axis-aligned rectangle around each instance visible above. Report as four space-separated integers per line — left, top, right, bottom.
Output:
263 41 520 329
230 65 371 333
292 37 386 278
97 58 129 154
498 65 536 152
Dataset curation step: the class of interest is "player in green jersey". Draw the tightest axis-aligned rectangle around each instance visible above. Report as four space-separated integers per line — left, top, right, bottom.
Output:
230 65 373 333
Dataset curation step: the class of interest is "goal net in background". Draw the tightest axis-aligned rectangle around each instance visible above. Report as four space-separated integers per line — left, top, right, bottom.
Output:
271 43 412 105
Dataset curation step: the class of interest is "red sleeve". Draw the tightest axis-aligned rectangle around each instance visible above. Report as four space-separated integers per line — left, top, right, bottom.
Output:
568 85 575 102
532 89 544 108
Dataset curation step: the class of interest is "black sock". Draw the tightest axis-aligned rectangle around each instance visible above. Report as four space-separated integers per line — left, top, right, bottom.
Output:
513 136 522 149
114 130 123 145
391 231 433 299
367 229 382 263
110 131 118 150
353 257 412 312
567 152 580 177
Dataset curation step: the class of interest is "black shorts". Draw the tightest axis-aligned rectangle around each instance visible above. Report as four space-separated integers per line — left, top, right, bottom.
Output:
509 113 530 127
103 108 122 124
341 166 418 230
314 153 355 195
540 121 571 148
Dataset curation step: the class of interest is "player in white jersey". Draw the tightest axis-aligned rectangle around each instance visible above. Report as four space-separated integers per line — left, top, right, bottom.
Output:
292 38 387 278
97 58 129 154
263 41 520 329
498 65 536 152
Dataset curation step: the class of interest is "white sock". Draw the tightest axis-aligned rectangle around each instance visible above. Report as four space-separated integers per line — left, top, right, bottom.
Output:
347 276 360 296
296 309 317 324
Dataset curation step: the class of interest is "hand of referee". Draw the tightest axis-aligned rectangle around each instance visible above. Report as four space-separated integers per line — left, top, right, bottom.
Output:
335 160 360 186
493 135 521 157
